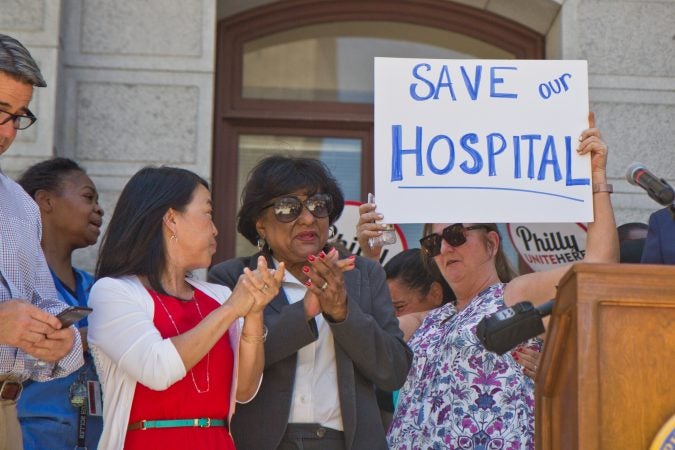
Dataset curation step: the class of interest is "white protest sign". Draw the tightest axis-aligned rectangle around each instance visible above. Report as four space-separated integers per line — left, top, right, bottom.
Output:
331 201 408 265
507 223 587 272
374 58 591 224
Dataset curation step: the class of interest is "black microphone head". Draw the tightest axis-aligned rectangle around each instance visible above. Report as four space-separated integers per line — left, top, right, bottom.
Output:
626 163 645 186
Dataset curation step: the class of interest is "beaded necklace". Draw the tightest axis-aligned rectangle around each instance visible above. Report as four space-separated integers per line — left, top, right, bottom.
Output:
151 290 210 394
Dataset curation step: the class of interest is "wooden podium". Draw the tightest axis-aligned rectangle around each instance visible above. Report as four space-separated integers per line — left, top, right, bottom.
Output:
536 263 675 450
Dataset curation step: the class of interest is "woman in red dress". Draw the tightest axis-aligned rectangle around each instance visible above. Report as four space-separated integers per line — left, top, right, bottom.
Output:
87 167 284 450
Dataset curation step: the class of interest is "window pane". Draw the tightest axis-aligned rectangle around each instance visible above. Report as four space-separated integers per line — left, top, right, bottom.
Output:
243 21 516 103
235 134 362 256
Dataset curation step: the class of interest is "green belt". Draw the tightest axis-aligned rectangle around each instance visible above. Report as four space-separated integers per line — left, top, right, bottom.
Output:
128 418 226 431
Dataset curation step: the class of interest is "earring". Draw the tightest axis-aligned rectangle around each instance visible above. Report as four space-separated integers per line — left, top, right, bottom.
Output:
170 234 177 242
328 225 336 240
257 237 266 252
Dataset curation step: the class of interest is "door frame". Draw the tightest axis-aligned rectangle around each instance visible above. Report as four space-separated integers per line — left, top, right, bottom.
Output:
213 0 544 261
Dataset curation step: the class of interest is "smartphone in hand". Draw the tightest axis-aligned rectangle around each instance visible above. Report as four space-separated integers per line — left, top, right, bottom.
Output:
367 193 397 248
56 306 93 327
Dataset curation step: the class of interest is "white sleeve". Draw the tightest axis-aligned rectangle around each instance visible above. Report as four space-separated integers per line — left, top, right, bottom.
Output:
88 277 186 390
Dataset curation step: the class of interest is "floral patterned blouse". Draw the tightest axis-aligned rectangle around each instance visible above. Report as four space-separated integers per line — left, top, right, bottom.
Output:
387 283 542 450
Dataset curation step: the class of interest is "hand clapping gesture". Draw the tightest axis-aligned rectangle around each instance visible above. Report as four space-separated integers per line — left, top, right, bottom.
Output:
302 247 356 322
229 256 284 317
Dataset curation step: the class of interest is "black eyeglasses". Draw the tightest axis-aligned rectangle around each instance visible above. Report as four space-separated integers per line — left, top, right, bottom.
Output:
263 193 333 223
419 223 489 257
0 108 37 130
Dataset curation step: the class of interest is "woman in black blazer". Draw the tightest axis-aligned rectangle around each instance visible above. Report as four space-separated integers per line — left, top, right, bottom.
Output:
208 155 411 450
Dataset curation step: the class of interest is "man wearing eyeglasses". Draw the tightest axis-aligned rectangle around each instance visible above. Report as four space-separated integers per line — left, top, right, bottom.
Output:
0 34 84 450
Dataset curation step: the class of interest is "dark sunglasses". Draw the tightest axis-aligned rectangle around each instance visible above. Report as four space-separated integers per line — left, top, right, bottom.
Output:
263 193 333 223
419 223 489 257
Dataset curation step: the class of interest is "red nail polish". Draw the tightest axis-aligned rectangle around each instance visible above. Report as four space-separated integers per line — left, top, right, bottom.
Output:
308 254 316 262
302 266 310 273
319 251 326 259
348 255 356 260
305 279 312 287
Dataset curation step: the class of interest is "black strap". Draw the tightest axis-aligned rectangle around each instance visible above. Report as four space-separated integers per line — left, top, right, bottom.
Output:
76 404 87 450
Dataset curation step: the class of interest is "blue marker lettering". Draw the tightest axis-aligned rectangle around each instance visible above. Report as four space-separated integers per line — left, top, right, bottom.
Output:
409 63 435 101
564 135 590 186
490 66 518 99
559 73 572 90
426 135 455 175
459 133 483 174
487 133 507 176
460 65 482 100
513 136 522 179
521 134 541 179
433 65 457 100
538 135 562 181
391 125 423 181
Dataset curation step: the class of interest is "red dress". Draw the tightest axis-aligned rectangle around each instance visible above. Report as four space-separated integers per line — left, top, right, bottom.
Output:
124 288 236 450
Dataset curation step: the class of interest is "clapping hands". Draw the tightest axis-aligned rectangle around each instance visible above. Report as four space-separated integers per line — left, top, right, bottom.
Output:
229 256 285 318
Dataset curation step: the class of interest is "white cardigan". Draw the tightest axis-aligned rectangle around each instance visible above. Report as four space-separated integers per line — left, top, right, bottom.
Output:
88 276 258 450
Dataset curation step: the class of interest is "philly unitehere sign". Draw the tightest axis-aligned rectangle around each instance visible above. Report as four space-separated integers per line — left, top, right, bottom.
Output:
374 58 591 224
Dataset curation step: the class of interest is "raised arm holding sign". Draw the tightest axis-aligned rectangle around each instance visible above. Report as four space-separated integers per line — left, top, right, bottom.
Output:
376 57 619 449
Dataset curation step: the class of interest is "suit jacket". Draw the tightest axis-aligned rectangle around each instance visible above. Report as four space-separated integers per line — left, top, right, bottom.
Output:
641 207 675 264
208 253 412 450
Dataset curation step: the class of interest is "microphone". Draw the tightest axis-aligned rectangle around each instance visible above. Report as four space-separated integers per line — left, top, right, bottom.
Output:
476 300 554 355
626 163 675 206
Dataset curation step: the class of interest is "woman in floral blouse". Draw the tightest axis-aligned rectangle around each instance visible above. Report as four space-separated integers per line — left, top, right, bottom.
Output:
386 113 619 449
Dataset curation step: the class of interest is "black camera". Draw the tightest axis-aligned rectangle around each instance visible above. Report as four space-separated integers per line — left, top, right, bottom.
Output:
476 301 552 355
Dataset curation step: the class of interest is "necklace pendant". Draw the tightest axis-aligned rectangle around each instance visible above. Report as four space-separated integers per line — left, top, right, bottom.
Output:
152 290 211 394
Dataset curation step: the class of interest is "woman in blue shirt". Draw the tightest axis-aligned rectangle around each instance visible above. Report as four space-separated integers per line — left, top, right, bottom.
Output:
17 157 104 450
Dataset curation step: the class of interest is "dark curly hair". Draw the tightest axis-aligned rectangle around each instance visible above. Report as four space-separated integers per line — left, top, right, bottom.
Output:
237 155 345 249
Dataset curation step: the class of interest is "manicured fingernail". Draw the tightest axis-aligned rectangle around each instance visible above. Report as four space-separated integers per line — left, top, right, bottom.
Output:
319 251 326 259
305 279 312 287
308 254 316 262
348 255 356 259
302 266 310 273
329 247 337 255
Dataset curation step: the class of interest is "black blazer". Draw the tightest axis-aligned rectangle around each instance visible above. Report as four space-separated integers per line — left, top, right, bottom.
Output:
208 253 412 450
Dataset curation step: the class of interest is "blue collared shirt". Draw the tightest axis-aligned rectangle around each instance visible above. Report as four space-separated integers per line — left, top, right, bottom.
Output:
0 169 83 381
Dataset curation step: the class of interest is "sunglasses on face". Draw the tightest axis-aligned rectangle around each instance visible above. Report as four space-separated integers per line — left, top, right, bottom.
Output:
263 193 333 223
419 223 489 257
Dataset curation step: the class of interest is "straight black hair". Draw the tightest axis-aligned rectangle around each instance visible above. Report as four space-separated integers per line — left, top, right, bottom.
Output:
95 166 208 295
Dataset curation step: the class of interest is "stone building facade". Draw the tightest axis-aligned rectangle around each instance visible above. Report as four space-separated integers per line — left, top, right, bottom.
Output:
1 0 673 271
